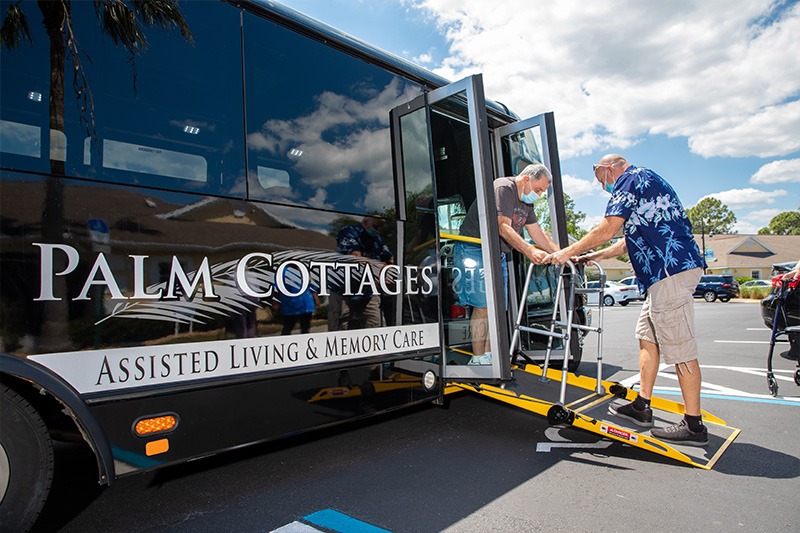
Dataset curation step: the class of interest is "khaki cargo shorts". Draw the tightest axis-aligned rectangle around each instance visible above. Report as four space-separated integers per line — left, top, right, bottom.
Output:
635 267 703 364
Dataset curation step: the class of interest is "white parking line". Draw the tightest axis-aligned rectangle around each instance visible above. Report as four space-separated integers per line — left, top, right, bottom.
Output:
619 364 800 405
715 340 765 344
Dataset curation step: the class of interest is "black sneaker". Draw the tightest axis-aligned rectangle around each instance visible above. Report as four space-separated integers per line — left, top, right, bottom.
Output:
608 401 653 428
651 419 709 447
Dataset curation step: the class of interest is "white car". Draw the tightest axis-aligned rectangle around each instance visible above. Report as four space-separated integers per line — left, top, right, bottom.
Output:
585 280 639 307
618 276 646 300
740 279 770 288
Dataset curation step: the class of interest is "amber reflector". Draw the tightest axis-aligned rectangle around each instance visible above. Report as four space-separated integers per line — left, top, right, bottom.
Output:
146 439 169 456
135 415 177 436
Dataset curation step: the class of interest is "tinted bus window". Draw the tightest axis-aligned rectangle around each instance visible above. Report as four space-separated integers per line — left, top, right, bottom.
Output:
0 1 244 196
242 11 422 217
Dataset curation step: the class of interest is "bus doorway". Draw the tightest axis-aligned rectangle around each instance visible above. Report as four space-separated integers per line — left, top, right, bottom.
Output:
391 75 569 383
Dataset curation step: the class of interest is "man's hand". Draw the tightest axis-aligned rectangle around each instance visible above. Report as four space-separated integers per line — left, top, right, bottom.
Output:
544 249 575 265
527 247 549 265
575 251 603 264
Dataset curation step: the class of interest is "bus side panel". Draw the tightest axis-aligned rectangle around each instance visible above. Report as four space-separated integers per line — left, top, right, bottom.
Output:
1 0 446 484
88 359 437 476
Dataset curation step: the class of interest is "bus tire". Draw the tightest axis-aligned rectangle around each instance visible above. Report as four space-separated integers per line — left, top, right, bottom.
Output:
0 384 54 533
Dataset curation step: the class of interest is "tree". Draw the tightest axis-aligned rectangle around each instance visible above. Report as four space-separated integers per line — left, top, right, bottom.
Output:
2 0 192 350
758 211 800 235
534 192 588 240
686 197 736 234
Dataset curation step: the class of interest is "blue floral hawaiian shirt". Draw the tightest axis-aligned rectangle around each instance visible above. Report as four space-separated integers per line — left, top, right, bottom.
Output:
605 165 706 291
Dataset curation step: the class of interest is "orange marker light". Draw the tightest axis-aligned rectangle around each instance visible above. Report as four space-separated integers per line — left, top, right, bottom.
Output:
134 415 177 436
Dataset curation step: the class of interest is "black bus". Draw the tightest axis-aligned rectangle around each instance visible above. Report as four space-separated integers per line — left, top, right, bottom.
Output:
0 1 582 529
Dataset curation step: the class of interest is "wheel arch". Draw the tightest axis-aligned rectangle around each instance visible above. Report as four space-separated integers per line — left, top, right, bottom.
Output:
0 353 115 487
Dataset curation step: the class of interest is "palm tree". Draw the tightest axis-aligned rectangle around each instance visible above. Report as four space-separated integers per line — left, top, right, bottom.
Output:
1 0 192 351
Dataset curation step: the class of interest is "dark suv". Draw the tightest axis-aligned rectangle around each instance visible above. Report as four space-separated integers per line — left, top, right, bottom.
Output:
693 275 739 302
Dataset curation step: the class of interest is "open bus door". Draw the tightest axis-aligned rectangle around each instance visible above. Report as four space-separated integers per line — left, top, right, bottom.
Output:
492 114 587 372
391 74 518 383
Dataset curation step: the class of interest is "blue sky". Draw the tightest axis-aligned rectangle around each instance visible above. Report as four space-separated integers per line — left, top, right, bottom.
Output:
279 0 800 234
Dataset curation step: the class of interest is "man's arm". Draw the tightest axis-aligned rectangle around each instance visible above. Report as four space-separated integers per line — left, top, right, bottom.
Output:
578 238 626 264
498 215 548 264
545 216 625 264
525 222 559 254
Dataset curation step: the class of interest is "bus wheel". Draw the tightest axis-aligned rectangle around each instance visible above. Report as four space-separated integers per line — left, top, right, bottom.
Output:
0 384 54 532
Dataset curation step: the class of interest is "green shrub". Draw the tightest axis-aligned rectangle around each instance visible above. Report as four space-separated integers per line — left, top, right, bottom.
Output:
740 286 772 299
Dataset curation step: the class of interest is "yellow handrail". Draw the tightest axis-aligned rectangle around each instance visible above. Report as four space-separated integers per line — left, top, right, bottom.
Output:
439 232 482 245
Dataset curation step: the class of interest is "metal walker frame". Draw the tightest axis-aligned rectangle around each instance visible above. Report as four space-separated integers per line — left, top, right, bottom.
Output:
510 260 607 403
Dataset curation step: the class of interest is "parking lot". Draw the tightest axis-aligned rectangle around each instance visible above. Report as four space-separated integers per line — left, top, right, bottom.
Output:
34 299 800 532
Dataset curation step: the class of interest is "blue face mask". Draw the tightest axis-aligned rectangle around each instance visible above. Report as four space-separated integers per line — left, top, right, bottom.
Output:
520 190 539 205
366 228 380 237
604 181 615 194
521 181 541 205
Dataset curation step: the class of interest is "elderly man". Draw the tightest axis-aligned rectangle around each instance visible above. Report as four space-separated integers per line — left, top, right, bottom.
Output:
544 154 708 446
455 163 560 365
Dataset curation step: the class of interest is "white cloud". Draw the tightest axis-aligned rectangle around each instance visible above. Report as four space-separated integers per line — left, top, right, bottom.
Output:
579 214 604 232
414 52 433 64
732 220 763 234
414 0 800 159
700 188 787 209
751 158 800 184
735 208 784 233
561 173 596 199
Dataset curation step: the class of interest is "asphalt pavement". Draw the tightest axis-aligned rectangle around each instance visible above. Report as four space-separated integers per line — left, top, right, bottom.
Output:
33 299 800 532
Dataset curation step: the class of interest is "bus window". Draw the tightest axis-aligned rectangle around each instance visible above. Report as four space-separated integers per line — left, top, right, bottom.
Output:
242 11 420 216
0 1 245 196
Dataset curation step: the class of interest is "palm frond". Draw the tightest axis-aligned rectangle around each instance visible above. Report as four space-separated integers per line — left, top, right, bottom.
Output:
131 0 193 43
94 0 148 52
0 3 33 49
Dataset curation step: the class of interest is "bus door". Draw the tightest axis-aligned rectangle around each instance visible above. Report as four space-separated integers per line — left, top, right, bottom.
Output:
391 74 509 382
492 114 574 367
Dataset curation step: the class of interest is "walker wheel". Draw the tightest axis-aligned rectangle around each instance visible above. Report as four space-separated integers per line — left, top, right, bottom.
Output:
767 374 779 397
794 368 800 386
547 405 575 426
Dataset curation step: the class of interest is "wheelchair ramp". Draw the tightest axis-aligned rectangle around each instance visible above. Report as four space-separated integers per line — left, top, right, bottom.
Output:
452 363 740 470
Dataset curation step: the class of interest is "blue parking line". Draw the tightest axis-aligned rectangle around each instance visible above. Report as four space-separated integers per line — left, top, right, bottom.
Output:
304 509 391 533
654 389 800 406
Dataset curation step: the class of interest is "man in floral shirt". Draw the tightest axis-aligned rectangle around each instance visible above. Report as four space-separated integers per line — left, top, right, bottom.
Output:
545 154 708 446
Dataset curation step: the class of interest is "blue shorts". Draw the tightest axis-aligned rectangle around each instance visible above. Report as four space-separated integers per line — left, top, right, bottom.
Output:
452 242 508 309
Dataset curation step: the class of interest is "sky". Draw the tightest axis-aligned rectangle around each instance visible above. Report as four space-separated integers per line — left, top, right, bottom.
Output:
277 0 800 234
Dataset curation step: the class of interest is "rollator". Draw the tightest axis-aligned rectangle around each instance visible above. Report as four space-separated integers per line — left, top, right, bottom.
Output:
765 278 800 396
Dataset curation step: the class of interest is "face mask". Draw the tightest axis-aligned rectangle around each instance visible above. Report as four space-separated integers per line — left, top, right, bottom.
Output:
520 190 539 205
604 180 615 194
366 228 380 237
520 181 540 205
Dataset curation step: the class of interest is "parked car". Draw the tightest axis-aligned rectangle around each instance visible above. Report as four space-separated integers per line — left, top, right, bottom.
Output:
618 276 646 300
741 279 771 288
693 274 739 302
760 262 799 359
585 280 639 306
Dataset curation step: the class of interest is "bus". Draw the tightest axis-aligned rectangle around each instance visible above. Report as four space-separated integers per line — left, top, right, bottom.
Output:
0 1 584 529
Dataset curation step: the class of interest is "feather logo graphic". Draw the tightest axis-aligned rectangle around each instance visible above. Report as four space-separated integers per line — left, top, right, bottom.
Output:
95 250 402 326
